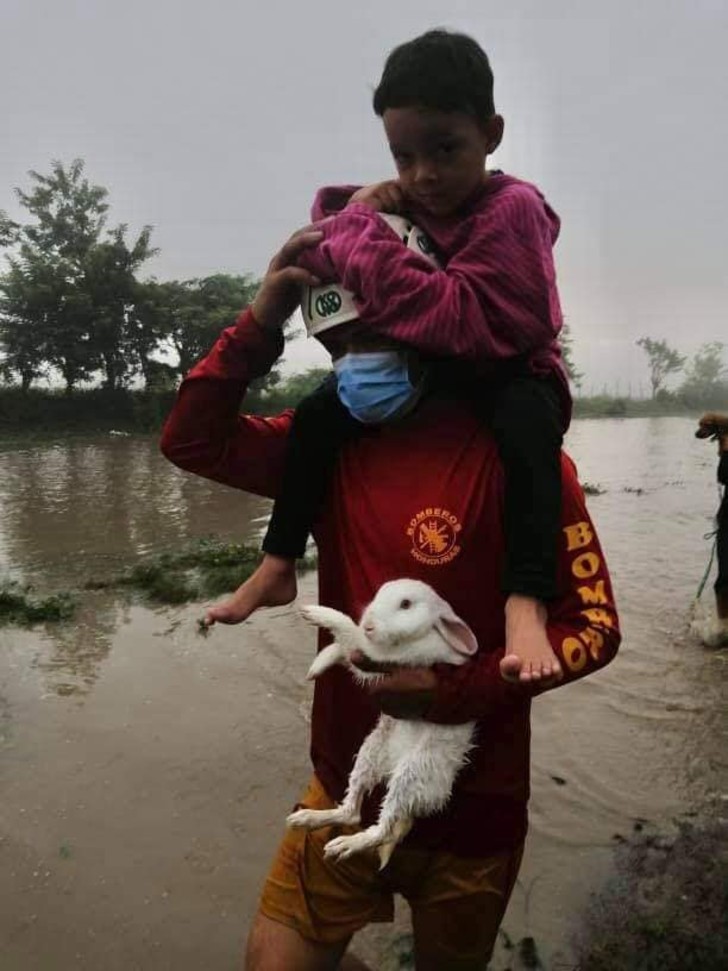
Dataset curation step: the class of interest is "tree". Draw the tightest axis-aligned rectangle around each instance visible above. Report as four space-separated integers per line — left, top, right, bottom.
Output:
166 274 261 376
83 224 157 389
678 342 727 406
129 274 273 391
0 211 19 248
636 337 686 398
257 366 331 413
560 322 583 390
0 160 155 391
0 243 92 391
128 279 185 389
276 367 331 403
0 268 49 390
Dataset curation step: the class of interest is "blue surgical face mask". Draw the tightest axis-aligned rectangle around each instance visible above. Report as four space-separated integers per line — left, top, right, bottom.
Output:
333 350 424 425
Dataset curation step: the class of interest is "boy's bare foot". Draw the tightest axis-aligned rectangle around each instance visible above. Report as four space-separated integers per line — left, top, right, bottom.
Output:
202 554 298 627
499 594 563 684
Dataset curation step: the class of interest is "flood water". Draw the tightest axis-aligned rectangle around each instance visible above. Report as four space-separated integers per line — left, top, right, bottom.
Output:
1 418 726 969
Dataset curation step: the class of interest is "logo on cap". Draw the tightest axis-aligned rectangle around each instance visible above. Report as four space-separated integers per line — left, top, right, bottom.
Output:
314 290 343 318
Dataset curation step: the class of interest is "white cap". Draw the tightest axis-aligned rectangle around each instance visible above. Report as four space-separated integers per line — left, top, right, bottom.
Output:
301 213 439 338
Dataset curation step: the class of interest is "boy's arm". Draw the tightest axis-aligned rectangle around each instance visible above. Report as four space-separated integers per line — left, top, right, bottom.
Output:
425 455 620 724
299 190 561 362
160 308 293 499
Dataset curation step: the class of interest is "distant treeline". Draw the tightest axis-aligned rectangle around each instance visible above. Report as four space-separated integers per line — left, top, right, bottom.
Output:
0 367 332 436
573 387 728 419
2 370 727 438
2 160 726 415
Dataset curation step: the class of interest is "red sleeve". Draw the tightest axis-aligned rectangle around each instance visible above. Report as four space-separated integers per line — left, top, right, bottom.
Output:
427 455 621 723
298 189 561 362
159 308 293 500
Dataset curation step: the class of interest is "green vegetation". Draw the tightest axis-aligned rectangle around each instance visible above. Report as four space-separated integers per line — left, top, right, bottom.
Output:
0 580 75 626
86 537 316 606
0 159 291 398
574 388 728 419
1 540 316 627
636 337 687 399
561 322 582 390
0 385 177 435
0 367 330 436
574 817 728 971
633 336 728 408
574 339 727 416
93 537 264 604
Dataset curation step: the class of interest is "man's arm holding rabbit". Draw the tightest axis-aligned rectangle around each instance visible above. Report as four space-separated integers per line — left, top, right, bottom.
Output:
364 456 621 723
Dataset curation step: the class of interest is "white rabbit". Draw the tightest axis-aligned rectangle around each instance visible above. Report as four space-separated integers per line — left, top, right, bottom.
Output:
287 578 478 867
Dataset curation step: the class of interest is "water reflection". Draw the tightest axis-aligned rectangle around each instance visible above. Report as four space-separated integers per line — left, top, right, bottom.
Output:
32 594 126 698
0 434 271 694
0 437 270 584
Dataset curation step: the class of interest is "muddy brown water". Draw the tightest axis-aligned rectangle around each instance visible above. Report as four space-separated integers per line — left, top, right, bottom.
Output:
1 418 726 969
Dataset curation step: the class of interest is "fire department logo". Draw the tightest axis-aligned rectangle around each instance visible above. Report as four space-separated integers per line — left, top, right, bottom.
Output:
407 507 462 566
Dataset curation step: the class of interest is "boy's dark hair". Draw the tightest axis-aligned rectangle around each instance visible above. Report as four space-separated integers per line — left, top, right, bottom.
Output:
373 29 495 126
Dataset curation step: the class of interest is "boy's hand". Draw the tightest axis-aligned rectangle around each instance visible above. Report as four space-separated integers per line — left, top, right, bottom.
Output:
251 227 323 332
349 180 405 213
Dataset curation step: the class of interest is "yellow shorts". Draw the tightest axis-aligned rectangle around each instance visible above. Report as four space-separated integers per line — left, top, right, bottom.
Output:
258 776 523 963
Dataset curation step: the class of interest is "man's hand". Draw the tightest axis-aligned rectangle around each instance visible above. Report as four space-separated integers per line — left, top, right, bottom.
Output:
251 226 324 332
349 180 405 213
350 650 437 719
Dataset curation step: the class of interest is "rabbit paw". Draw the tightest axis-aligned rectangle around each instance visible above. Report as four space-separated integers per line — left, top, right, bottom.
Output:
324 830 380 861
286 808 329 830
287 806 360 830
299 604 349 631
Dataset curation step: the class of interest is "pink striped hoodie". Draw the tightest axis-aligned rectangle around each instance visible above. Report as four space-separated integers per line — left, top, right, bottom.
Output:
299 174 571 424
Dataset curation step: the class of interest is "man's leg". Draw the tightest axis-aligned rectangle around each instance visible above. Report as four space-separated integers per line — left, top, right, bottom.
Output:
403 843 523 971
248 778 390 970
245 912 351 971
245 912 374 970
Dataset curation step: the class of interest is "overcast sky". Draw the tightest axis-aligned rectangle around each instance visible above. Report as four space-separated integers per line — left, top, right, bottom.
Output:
2 0 727 393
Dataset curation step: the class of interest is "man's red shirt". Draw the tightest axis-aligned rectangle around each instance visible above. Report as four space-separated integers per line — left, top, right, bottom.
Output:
160 310 620 857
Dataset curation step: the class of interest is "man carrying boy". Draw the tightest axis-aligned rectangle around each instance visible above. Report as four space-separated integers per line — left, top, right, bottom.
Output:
161 213 620 969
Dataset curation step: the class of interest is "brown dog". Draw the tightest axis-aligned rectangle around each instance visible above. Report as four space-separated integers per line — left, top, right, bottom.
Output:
695 412 728 440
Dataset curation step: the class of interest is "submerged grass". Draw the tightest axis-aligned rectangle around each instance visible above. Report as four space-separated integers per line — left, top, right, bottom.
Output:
1 538 316 627
0 580 76 626
86 537 317 605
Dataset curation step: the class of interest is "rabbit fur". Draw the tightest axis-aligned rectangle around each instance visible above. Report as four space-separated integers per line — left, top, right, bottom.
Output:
287 578 478 868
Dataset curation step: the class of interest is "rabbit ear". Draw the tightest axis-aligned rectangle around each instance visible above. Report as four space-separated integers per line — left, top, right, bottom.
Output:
434 608 478 657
